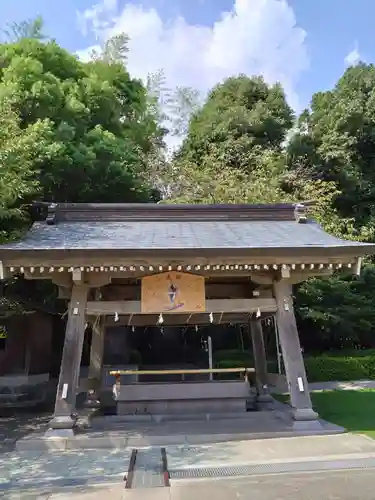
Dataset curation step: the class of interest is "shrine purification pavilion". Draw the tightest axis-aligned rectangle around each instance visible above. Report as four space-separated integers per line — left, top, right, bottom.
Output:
0 201 373 437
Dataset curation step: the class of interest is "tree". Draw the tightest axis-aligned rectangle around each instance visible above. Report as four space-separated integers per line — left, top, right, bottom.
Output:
101 33 129 64
145 70 200 140
166 86 201 138
177 75 294 170
0 36 162 204
161 76 293 202
0 98 60 317
164 148 289 204
140 70 201 197
163 75 337 213
287 63 375 241
0 99 54 241
296 265 375 352
3 16 46 42
89 33 130 65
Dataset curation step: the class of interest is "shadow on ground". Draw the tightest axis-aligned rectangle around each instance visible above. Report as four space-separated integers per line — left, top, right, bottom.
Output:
0 387 88 454
3 390 375 495
0 406 52 453
1 481 122 500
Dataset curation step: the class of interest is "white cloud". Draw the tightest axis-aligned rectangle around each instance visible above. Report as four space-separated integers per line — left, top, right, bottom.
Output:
345 44 362 67
77 0 118 37
77 0 309 112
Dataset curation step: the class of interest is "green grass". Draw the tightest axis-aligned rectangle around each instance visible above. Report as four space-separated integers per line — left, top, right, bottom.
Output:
274 389 375 439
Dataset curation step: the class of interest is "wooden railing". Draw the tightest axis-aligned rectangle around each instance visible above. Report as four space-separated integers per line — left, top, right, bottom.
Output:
110 367 255 384
110 367 254 376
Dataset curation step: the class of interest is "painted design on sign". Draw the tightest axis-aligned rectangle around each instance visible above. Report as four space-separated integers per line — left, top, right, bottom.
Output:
166 278 184 311
141 271 205 314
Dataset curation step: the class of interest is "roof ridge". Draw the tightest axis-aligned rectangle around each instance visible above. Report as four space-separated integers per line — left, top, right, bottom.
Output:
41 202 308 225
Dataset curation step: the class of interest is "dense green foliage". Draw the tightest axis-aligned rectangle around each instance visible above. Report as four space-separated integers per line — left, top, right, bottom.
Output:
214 348 375 383
296 266 375 352
304 354 375 382
178 76 294 166
0 34 161 215
166 76 293 204
287 63 375 241
164 75 340 222
0 99 52 241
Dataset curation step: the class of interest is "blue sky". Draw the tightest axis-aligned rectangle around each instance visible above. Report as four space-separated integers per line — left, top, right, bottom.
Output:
0 0 373 113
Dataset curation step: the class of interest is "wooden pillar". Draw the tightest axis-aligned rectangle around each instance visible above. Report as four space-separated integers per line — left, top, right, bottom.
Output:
250 319 273 409
87 317 105 405
49 284 89 432
273 279 319 425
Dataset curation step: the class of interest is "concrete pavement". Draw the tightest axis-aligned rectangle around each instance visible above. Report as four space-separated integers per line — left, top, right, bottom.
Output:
310 379 375 391
271 378 375 394
4 469 375 500
166 433 375 470
2 433 375 494
171 469 375 500
3 380 375 499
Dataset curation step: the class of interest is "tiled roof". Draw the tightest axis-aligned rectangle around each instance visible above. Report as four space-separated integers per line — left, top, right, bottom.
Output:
0 220 371 251
0 203 373 253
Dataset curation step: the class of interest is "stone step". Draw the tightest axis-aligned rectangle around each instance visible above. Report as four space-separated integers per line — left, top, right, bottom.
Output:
90 410 262 427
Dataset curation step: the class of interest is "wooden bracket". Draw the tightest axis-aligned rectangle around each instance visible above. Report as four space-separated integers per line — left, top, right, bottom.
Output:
87 273 112 287
72 268 83 284
281 265 290 279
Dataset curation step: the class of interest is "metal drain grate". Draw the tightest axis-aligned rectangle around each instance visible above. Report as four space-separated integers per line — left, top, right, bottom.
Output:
170 457 375 480
128 448 170 489
125 449 138 488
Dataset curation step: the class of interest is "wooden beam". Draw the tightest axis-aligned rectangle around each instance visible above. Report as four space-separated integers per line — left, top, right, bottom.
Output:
86 297 277 316
110 367 254 376
87 273 112 287
50 284 89 429
289 268 333 284
101 283 273 301
1 245 366 265
273 279 317 420
51 273 72 287
250 319 271 402
103 312 275 327
88 316 105 392
9 260 353 285
250 267 334 285
250 273 274 285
